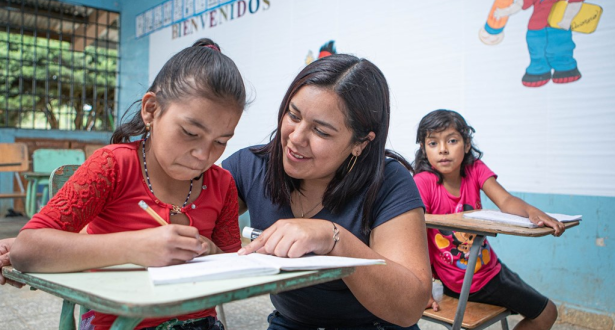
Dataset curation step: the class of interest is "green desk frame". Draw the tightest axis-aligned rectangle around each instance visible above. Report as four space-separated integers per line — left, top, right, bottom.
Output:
3 265 354 330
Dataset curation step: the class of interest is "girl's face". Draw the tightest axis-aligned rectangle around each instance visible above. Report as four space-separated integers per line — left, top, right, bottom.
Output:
280 86 364 184
423 126 471 179
144 95 242 181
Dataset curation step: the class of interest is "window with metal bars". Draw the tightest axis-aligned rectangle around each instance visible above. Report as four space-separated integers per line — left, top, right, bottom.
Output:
0 0 119 131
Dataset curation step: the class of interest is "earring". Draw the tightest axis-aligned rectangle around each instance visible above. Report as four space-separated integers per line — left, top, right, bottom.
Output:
346 154 358 174
145 123 151 139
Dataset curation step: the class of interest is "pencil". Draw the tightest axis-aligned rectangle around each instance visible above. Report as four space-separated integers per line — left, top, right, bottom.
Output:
138 200 168 226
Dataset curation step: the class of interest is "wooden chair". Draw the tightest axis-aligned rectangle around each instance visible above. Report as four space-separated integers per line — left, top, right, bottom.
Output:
422 295 510 330
0 143 29 207
24 149 85 217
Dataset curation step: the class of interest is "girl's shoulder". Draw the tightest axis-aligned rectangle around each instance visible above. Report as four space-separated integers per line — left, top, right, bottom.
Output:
465 159 493 175
204 163 234 183
413 170 438 183
88 141 139 167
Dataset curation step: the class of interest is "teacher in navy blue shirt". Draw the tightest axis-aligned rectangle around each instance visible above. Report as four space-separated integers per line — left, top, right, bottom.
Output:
222 54 431 330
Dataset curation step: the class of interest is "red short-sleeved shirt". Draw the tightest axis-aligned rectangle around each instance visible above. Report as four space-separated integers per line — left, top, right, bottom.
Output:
22 141 241 329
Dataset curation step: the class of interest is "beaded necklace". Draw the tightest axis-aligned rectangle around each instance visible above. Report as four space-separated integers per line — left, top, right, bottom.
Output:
142 137 193 215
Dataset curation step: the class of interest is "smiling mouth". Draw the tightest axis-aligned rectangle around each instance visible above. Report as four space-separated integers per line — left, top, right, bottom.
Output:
288 148 308 160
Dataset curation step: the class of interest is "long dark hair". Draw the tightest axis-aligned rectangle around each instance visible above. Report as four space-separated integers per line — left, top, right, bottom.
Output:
254 54 412 234
111 38 246 143
412 109 483 183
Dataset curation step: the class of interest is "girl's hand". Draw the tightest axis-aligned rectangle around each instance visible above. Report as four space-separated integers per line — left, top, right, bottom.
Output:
128 225 208 266
0 237 25 288
528 210 565 237
197 235 221 256
238 219 335 257
425 296 440 312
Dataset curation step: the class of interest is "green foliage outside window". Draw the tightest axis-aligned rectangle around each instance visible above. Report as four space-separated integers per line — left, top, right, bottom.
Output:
0 31 118 131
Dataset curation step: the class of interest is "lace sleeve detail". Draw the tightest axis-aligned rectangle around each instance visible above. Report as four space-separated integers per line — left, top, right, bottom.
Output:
35 148 119 233
211 176 242 252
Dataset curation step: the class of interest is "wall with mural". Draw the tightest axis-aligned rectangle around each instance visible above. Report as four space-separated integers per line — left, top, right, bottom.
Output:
86 0 615 318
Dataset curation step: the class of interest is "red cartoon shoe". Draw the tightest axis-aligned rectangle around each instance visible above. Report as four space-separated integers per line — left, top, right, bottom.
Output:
552 68 581 84
522 72 551 87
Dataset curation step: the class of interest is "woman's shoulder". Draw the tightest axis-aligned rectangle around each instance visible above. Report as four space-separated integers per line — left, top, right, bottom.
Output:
383 158 412 175
223 145 268 170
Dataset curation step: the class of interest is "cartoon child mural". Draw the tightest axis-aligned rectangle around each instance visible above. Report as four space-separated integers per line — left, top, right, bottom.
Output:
493 0 584 87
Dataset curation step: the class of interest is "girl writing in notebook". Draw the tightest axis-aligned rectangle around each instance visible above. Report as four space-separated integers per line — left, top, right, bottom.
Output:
413 109 565 330
10 38 246 330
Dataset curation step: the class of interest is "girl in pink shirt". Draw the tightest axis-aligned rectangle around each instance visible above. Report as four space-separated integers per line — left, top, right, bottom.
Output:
413 110 565 330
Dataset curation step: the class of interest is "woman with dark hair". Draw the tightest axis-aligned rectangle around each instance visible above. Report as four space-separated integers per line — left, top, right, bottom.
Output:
222 54 431 329
9 38 246 330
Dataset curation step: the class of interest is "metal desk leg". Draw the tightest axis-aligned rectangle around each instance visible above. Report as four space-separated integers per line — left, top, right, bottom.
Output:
452 235 485 330
59 300 76 330
110 316 143 330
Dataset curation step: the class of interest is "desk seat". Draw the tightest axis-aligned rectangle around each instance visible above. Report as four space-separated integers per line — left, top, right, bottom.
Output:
422 295 510 330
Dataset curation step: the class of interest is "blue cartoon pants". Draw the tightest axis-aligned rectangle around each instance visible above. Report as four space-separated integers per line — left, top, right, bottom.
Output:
525 27 577 75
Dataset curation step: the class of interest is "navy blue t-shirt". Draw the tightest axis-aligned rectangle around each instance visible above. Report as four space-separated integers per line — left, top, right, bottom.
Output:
222 146 424 327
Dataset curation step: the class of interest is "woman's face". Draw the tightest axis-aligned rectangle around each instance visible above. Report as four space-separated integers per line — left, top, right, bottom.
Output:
280 86 359 184
145 95 242 181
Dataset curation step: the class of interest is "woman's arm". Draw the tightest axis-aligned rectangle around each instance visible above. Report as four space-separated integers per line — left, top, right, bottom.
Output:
482 177 565 236
342 208 432 326
11 225 208 273
238 208 432 326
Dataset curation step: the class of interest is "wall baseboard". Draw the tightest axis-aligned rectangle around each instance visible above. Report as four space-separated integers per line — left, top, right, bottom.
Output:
557 303 614 330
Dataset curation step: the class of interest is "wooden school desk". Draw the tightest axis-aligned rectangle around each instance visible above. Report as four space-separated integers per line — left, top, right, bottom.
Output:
3 265 354 330
424 211 580 330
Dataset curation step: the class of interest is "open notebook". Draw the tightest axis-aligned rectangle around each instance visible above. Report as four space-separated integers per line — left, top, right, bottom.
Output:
463 210 582 228
148 253 385 285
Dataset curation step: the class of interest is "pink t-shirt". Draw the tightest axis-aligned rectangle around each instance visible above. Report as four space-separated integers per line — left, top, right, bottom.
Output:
414 160 501 293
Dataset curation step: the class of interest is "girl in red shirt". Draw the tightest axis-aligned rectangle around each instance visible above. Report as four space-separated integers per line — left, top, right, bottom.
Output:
10 38 246 330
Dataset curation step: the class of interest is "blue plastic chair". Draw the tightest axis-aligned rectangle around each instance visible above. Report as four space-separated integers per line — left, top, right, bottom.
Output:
24 149 85 217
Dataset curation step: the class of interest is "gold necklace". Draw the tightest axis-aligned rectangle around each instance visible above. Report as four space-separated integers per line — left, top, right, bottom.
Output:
296 192 321 218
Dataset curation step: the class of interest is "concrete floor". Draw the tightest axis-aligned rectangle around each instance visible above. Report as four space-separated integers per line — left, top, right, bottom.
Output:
0 214 594 329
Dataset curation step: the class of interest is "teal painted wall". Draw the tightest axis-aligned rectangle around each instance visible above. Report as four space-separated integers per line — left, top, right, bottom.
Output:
483 192 614 315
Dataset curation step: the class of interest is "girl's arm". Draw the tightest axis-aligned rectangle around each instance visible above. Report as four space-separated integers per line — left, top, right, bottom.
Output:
238 208 432 327
11 225 208 272
0 237 24 288
482 177 565 236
